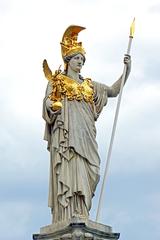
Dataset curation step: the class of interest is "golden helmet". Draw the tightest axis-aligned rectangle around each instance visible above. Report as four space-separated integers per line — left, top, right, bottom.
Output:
60 25 86 59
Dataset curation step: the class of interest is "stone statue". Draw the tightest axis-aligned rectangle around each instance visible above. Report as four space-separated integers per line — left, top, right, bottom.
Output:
42 25 131 223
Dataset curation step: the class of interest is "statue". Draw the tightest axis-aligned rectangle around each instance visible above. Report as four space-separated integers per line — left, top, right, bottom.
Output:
42 25 131 224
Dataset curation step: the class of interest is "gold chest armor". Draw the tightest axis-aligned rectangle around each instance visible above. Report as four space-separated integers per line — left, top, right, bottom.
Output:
49 74 94 104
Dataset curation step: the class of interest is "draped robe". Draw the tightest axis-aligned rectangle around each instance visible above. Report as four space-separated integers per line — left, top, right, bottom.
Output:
43 77 124 223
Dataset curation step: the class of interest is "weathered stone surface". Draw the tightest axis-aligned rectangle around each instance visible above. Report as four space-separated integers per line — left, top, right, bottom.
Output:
33 217 120 240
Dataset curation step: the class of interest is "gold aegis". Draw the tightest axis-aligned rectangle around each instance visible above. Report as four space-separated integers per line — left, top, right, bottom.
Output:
60 25 86 59
48 73 94 104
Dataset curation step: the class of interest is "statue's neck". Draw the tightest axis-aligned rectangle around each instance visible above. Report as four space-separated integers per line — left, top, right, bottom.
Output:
67 67 80 82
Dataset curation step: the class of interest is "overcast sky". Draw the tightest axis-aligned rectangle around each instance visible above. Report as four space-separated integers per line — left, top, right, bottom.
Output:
0 0 160 239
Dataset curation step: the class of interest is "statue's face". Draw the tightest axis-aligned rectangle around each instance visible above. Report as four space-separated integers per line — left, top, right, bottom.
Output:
68 54 84 72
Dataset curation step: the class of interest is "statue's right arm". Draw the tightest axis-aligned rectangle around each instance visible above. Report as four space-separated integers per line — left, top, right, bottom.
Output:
43 82 61 124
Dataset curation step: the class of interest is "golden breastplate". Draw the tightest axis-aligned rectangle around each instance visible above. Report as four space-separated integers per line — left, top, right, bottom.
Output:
49 74 94 104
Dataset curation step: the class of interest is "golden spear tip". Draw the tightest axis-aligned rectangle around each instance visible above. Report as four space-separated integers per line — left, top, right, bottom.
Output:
130 17 135 38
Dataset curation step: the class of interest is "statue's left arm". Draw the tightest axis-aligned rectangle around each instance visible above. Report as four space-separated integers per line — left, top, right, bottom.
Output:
107 54 131 98
93 55 131 120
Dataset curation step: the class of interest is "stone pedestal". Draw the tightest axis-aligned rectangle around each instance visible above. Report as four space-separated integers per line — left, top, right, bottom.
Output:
33 217 120 240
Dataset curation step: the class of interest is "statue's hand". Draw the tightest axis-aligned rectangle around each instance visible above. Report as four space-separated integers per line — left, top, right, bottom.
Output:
123 54 131 65
46 98 61 114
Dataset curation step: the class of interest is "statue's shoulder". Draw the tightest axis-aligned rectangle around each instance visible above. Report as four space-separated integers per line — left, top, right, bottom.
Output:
92 80 104 88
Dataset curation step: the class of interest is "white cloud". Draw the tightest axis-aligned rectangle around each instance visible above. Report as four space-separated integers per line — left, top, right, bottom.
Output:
95 79 160 174
0 201 32 240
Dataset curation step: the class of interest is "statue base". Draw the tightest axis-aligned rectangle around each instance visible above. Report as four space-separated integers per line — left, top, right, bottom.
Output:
33 217 120 240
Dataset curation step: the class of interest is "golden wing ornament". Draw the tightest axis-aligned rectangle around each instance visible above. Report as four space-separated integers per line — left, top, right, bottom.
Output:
43 59 53 81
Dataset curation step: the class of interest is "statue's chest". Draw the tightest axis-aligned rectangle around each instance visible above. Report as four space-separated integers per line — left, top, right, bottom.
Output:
52 74 94 104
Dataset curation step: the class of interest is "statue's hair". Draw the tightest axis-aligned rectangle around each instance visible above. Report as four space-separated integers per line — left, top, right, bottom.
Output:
63 53 86 64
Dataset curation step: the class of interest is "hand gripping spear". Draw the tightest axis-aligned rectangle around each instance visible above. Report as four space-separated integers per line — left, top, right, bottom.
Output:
96 18 135 222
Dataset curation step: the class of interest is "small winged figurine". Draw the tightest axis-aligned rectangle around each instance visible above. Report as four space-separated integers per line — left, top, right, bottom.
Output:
43 59 63 110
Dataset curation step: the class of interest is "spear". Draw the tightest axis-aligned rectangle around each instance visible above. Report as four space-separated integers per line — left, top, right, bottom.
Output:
96 18 135 222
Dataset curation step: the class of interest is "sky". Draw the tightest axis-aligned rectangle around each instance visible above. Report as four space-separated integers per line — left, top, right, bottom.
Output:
0 0 160 239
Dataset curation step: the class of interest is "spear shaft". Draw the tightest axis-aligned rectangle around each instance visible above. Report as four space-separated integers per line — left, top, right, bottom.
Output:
96 18 135 222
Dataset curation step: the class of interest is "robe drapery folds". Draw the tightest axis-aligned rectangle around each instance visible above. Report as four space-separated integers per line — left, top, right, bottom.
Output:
43 79 119 223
